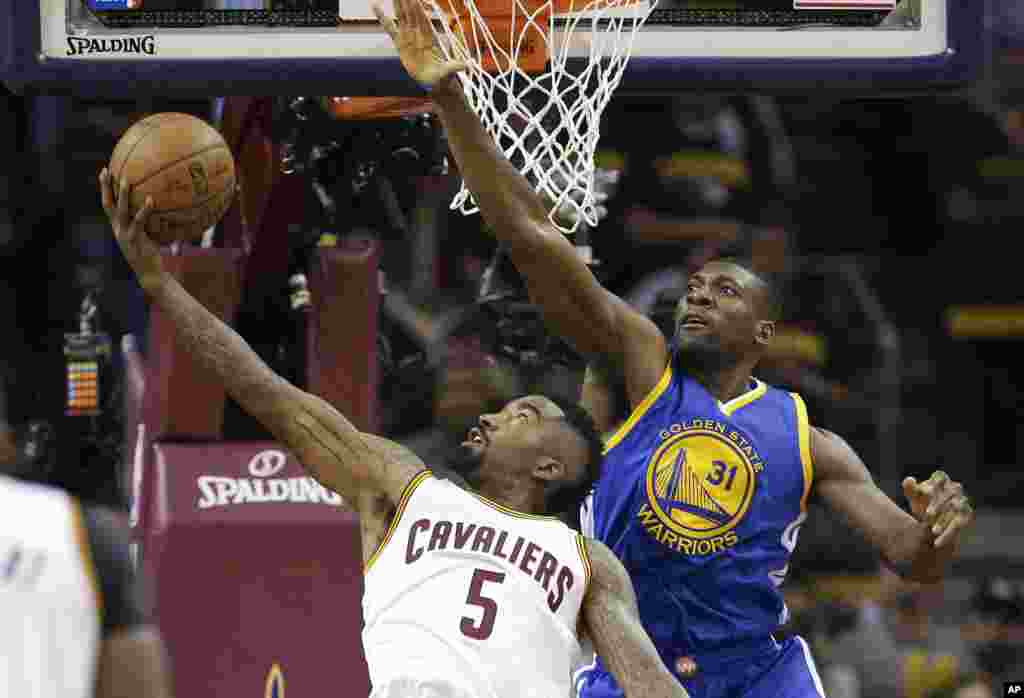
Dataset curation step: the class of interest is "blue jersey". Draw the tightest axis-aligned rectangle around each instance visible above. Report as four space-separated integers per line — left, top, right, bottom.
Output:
586 360 813 663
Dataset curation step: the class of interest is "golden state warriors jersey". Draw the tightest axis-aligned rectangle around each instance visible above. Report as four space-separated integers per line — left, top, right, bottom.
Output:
585 362 813 660
363 472 591 698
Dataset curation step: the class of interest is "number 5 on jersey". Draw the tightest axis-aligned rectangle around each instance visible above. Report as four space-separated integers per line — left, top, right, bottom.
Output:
461 568 506 640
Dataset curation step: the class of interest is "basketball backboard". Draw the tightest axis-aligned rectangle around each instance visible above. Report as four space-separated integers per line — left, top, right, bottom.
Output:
2 0 981 96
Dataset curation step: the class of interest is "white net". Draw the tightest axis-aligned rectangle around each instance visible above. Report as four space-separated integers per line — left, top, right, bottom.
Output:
421 0 655 234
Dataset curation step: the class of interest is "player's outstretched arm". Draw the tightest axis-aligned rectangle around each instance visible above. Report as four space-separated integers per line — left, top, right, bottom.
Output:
100 170 422 510
582 539 690 698
811 426 975 583
375 0 669 408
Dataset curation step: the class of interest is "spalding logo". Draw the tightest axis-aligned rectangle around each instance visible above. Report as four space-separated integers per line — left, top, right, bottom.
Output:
66 35 156 56
248 450 288 478
195 449 343 509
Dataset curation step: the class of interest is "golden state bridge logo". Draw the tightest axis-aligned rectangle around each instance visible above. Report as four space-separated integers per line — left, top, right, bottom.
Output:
638 421 763 556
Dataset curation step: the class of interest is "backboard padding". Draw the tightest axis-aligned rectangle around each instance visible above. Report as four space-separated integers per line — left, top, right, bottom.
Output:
2 0 983 96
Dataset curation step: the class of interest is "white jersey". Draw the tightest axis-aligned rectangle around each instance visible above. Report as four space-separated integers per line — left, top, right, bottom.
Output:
0 476 101 698
363 472 592 698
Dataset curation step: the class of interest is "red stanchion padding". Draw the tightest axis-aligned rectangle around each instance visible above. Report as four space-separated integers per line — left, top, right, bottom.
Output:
306 239 380 433
143 248 245 440
142 442 369 698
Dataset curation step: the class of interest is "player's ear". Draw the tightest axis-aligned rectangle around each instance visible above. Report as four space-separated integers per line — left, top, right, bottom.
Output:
755 320 775 346
533 456 567 483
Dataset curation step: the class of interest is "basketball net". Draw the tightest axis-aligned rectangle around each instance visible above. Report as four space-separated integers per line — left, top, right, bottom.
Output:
422 0 655 234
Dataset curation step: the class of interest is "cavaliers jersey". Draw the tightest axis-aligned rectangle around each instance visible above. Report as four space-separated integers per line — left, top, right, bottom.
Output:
0 476 102 698
363 471 592 698
582 362 813 676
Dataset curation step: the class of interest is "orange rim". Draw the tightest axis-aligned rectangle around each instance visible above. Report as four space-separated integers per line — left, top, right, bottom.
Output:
448 10 551 73
322 96 434 121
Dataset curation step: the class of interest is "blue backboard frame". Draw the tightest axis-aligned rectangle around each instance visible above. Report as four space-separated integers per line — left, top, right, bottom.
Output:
2 0 983 97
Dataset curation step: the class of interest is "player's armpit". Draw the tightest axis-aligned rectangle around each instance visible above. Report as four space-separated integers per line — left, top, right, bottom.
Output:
810 426 939 582
95 626 174 698
582 539 689 698
272 388 426 512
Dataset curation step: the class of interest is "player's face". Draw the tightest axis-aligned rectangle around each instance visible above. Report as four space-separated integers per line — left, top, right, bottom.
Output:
457 396 577 488
673 261 766 363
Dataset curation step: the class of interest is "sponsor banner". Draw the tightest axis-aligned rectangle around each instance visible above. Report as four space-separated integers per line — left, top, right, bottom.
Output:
149 442 351 527
139 441 370 698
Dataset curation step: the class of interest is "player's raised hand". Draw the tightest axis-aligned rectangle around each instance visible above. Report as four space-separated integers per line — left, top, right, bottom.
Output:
902 471 975 548
374 0 470 88
100 168 164 292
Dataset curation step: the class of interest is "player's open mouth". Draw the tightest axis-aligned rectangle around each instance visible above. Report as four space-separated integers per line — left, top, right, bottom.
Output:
680 314 709 328
465 427 488 446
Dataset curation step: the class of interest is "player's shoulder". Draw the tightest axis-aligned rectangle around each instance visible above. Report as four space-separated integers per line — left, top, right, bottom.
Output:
747 379 815 415
0 476 79 543
580 537 629 592
0 473 69 504
399 469 479 512
758 378 800 401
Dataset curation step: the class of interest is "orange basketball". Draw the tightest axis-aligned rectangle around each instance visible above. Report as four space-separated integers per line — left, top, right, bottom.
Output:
109 112 236 245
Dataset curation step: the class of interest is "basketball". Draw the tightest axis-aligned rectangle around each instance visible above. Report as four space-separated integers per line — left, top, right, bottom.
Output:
108 112 236 245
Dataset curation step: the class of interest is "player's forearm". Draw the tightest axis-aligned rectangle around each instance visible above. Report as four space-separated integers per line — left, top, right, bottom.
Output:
607 653 688 698
432 76 551 240
145 274 292 429
585 540 691 698
885 519 957 584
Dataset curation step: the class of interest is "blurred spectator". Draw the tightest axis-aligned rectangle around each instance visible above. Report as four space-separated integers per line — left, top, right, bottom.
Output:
821 569 979 698
398 339 522 468
0 418 15 471
964 577 1024 694
591 95 796 297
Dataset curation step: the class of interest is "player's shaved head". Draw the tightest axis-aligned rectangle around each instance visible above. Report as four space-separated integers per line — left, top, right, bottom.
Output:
442 394 602 525
695 257 782 321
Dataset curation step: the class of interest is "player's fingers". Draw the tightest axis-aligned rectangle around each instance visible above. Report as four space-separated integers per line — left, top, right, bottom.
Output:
902 476 918 497
932 494 973 546
924 480 962 523
438 60 470 79
414 0 432 33
395 0 409 29
133 196 155 233
925 470 949 491
933 511 969 548
913 471 945 500
902 477 926 510
373 4 397 36
117 177 134 227
99 169 115 219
